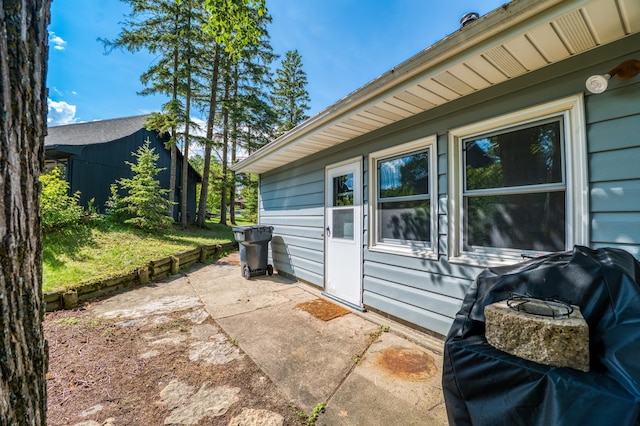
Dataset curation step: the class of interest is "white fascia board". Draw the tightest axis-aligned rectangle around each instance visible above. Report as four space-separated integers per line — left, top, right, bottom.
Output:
232 0 591 175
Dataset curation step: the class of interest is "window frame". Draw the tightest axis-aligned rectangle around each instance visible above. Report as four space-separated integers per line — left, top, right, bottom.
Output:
448 94 589 265
368 135 438 257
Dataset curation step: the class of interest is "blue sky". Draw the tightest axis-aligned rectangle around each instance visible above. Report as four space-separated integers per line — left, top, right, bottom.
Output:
47 0 508 126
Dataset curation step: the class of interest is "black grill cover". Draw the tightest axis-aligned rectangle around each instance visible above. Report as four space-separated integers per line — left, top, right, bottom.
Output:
442 246 640 426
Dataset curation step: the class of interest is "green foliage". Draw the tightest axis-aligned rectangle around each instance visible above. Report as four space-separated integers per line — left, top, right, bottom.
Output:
288 401 325 425
204 0 267 61
146 109 181 148
57 317 80 326
107 139 174 230
191 153 223 216
39 167 84 231
240 173 258 223
272 49 311 135
105 0 277 229
105 183 129 223
308 403 326 424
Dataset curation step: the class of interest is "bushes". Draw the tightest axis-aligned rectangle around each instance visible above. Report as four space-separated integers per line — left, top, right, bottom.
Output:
39 167 84 231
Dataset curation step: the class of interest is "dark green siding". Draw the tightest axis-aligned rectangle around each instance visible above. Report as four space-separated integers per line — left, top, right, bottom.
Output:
67 129 199 221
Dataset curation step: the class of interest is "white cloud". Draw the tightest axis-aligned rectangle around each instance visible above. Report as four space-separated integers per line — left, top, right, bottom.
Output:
49 32 67 51
47 99 77 125
190 117 207 137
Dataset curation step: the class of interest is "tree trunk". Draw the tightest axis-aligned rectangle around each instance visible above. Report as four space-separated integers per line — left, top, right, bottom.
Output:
0 1 50 424
219 73 231 226
181 106 191 227
229 64 239 225
168 20 180 220
169 142 177 219
180 0 193 228
198 144 213 227
196 44 221 228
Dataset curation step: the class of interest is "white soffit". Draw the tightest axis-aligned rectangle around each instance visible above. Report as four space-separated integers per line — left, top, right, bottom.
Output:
234 0 640 174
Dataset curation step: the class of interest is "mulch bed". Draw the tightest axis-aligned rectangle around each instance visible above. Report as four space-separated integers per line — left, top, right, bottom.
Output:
44 304 300 425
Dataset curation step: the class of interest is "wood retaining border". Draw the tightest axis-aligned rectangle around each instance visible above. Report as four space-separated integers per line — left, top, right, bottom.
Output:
44 241 238 312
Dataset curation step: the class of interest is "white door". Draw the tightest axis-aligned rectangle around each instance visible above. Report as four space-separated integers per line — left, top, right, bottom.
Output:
325 158 363 308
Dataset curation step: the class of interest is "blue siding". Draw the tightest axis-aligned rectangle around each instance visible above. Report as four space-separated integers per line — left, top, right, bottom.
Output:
587 80 640 258
591 181 640 212
261 168 325 286
363 292 453 336
258 35 640 337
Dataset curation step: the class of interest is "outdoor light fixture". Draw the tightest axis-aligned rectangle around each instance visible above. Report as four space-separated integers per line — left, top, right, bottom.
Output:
586 59 640 94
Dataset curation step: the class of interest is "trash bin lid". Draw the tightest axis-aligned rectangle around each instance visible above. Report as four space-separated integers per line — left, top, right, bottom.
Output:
232 225 273 232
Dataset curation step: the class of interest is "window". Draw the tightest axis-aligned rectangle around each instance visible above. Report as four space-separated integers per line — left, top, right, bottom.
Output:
369 136 437 256
45 159 67 173
332 173 354 239
448 95 588 264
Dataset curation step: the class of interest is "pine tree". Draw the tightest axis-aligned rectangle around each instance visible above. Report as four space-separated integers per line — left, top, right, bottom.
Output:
110 139 174 230
272 50 311 135
103 0 271 228
227 30 277 224
194 43 222 227
102 0 205 223
195 0 269 227
179 0 198 228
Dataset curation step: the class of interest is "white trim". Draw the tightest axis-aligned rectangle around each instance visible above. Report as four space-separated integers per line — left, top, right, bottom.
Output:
448 94 589 265
566 95 589 246
324 156 363 184
232 0 614 175
368 135 438 259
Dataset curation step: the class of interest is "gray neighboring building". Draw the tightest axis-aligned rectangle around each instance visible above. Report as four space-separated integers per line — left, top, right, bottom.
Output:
232 0 640 337
45 115 201 222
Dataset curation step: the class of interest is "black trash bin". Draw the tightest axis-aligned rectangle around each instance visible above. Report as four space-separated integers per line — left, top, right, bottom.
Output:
233 225 274 279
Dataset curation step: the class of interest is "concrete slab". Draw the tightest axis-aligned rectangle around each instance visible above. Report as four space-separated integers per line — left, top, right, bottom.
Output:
216 300 380 412
187 264 298 319
320 332 448 426
83 257 449 425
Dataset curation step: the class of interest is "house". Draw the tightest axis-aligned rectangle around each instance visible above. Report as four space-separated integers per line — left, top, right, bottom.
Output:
45 115 201 222
232 0 640 337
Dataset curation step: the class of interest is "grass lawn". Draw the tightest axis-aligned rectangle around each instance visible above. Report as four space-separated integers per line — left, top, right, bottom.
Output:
43 220 251 293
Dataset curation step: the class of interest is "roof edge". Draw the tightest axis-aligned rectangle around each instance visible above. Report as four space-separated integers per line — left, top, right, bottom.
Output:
46 113 152 130
232 0 588 174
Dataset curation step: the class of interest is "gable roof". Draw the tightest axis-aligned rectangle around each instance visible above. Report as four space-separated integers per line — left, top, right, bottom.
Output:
45 114 153 147
232 0 640 174
44 115 202 182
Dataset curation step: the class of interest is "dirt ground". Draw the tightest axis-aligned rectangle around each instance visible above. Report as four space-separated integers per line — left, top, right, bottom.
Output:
44 301 302 425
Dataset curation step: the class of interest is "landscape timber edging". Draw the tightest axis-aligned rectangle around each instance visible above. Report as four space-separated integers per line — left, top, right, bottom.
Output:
44 241 238 312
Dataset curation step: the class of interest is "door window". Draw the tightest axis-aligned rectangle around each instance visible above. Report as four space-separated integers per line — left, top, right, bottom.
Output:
332 173 354 240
